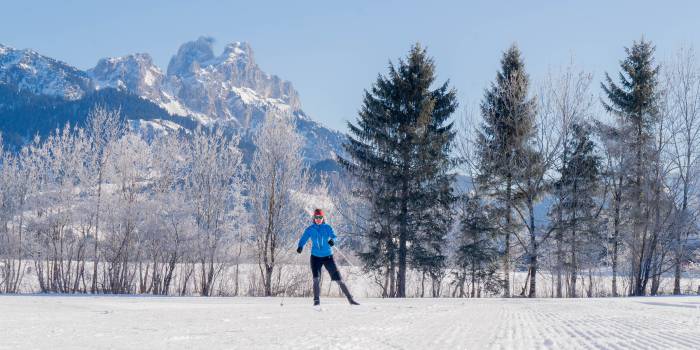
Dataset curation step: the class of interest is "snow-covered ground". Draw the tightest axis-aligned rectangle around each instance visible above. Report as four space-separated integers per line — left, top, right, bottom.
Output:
2 295 699 349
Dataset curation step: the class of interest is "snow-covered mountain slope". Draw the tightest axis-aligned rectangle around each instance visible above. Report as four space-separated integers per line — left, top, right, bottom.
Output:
0 44 93 100
0 39 346 163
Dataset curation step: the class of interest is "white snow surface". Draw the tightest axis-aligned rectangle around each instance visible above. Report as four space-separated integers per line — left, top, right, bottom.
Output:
2 295 699 349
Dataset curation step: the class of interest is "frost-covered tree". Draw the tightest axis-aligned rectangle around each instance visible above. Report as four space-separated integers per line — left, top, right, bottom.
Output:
512 92 563 298
476 44 536 297
250 113 308 297
183 126 245 296
664 46 700 295
140 132 194 295
0 135 37 293
101 133 150 293
596 121 627 297
26 124 91 293
84 106 125 293
601 39 661 296
0 105 246 296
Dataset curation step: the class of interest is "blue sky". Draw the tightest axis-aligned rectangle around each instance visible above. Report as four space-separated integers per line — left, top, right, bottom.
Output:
2 0 698 132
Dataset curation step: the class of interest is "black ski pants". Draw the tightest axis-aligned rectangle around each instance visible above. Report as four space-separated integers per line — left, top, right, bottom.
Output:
310 254 342 281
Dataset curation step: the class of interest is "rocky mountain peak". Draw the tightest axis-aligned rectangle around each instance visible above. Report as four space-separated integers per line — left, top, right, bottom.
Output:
162 37 302 123
87 52 174 111
166 36 216 77
221 41 254 65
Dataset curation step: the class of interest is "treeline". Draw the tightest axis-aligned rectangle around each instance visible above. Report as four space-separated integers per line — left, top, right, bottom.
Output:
0 107 322 296
341 39 700 298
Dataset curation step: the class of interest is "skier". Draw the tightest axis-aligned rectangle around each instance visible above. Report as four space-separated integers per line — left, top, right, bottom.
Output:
297 208 359 306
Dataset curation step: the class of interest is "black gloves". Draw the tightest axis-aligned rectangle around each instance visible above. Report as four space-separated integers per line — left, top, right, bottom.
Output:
298 239 334 253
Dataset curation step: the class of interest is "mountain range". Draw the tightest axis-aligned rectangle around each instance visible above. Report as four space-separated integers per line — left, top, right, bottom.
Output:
0 37 345 165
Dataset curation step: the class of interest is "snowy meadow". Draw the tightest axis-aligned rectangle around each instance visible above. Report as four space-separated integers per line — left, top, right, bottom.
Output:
2 295 700 349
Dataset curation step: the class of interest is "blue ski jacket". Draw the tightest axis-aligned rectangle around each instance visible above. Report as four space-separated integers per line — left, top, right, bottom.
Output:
297 223 337 257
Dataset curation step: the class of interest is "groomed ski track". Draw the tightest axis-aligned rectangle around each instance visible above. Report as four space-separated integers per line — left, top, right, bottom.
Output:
1 295 699 349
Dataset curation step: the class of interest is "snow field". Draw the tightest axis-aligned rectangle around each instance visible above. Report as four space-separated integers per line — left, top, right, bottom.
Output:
1 295 699 349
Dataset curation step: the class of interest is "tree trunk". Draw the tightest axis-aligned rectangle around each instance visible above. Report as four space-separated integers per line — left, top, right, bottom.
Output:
674 178 690 295
673 258 682 295
556 229 563 298
389 261 396 298
503 175 512 298
570 217 577 298
528 199 537 298
632 119 646 297
92 172 103 294
611 185 621 297
397 177 408 298
471 265 476 298
520 267 531 297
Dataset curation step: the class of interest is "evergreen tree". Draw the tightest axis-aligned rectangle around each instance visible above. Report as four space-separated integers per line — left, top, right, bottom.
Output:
340 44 458 297
455 193 502 297
601 39 660 296
550 123 601 297
514 143 545 297
476 44 536 297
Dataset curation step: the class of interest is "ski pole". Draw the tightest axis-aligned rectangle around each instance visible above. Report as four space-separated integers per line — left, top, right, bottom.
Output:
333 246 358 270
280 249 303 307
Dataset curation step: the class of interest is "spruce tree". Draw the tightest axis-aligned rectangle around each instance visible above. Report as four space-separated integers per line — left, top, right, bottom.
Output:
550 123 601 297
456 193 502 297
476 44 536 297
340 44 458 297
601 39 660 296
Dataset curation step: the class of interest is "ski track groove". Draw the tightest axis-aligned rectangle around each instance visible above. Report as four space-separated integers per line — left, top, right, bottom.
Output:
488 298 700 350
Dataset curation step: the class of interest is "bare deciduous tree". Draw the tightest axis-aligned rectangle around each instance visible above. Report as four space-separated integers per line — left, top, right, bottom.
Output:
184 126 244 296
0 135 38 293
664 46 700 294
85 106 124 293
250 113 309 296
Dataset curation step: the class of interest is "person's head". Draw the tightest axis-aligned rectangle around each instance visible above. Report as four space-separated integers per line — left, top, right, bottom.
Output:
313 208 325 225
